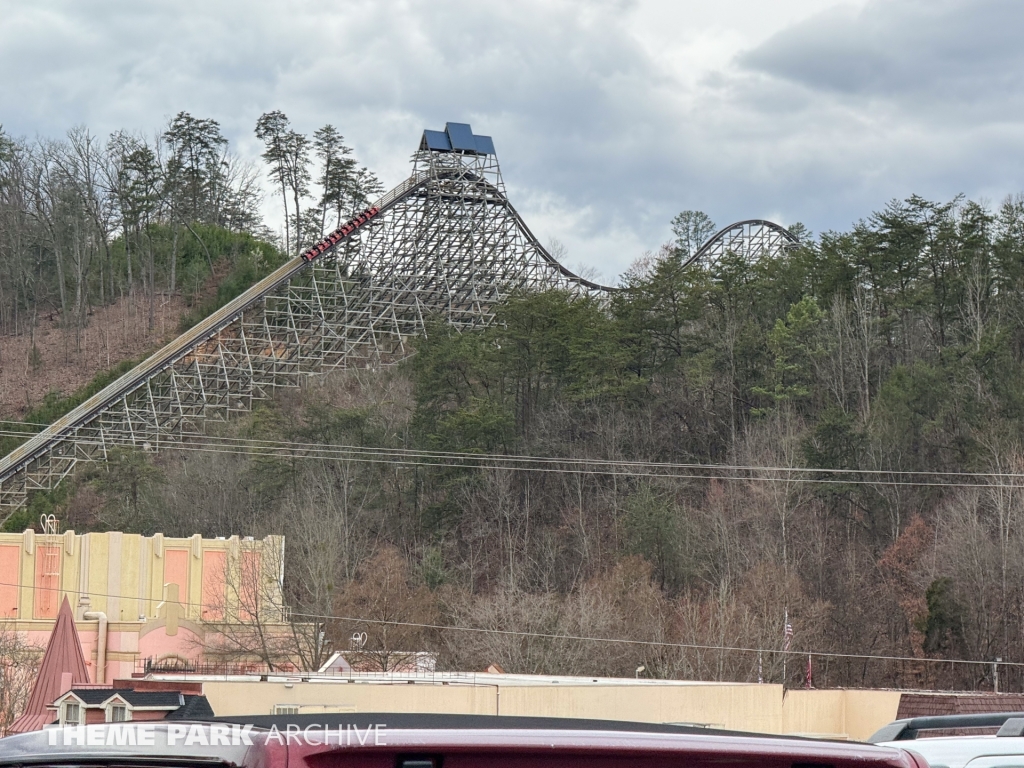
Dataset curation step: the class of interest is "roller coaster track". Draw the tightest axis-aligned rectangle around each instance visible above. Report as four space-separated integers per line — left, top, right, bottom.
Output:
0 123 797 521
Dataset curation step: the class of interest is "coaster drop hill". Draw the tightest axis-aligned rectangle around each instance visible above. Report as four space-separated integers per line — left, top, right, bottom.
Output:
0 122 798 521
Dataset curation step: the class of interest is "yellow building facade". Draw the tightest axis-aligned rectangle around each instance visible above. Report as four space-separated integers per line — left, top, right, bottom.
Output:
0 528 285 682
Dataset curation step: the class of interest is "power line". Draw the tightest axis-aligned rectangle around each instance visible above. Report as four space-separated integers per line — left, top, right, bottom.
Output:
5 412 1024 482
283 609 1021 669
6 417 1024 479
0 577 1016 670
2 426 1022 489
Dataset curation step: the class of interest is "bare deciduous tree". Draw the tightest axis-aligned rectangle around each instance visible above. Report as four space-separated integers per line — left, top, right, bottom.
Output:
0 623 41 737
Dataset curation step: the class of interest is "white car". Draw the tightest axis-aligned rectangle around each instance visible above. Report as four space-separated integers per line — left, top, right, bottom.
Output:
871 713 1024 768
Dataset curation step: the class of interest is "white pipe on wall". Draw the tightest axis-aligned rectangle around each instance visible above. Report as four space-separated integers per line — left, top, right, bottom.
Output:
83 610 108 684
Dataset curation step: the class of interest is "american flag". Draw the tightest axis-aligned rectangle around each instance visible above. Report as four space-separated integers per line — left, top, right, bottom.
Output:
782 611 793 652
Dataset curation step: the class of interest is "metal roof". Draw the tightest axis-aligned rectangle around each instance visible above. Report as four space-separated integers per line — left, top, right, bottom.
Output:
421 129 451 152
9 596 90 733
419 123 495 156
444 122 477 152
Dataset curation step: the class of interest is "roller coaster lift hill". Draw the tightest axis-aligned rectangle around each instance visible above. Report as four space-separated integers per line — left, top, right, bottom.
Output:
300 207 381 263
0 121 797 521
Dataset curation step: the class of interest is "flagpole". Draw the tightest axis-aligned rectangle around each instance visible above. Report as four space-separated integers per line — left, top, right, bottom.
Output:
782 609 787 687
782 608 792 688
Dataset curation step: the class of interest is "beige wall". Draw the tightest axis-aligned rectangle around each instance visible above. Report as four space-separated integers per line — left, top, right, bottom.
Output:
0 529 284 623
782 689 902 739
498 684 782 732
207 681 498 717
202 680 902 741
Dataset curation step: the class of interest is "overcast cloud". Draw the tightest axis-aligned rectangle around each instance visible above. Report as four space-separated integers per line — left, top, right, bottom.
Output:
0 0 1018 282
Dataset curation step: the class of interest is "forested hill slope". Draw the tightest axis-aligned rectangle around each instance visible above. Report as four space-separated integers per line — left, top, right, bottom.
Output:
0 111 381 418
22 192 1024 690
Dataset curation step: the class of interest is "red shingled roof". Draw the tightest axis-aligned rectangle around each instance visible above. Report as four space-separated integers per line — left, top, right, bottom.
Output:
10 596 91 732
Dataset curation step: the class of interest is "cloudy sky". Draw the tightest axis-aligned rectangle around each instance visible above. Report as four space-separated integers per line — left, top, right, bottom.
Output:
2 0 1021 283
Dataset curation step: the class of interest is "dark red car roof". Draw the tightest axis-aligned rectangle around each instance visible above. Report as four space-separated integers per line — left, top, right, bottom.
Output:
0 715 928 768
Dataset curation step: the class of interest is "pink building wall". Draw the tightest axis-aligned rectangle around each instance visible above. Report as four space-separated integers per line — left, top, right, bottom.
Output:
1 530 288 680
0 544 18 617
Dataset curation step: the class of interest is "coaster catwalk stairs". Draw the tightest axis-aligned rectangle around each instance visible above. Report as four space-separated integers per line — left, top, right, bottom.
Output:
0 123 798 521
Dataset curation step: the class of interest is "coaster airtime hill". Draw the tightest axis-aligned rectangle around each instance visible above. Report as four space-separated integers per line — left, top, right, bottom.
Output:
0 122 798 522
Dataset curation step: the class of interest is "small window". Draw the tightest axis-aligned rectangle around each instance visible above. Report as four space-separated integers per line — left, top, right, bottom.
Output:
63 702 80 725
273 704 300 715
109 704 129 722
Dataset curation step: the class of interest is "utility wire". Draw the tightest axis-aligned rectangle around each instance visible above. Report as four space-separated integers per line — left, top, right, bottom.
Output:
0 578 1016 669
4 418 1024 481
2 427 1023 489
0 418 1017 479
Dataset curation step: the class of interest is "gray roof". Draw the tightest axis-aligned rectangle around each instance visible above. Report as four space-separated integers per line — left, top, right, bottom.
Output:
119 691 185 708
65 689 119 705
67 689 184 708
166 695 215 720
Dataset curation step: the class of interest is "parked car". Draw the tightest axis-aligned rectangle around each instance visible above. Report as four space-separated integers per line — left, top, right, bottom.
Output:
0 713 928 768
870 712 1024 768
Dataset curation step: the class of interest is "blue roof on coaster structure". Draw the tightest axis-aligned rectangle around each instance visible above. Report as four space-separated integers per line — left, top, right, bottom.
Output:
420 122 495 156
422 129 451 152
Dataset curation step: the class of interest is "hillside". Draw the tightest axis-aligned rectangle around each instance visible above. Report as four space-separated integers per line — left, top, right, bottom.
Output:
1 292 190 420
18 192 1024 691
0 111 380 421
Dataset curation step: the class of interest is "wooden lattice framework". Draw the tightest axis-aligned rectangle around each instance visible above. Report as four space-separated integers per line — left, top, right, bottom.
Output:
0 124 797 521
